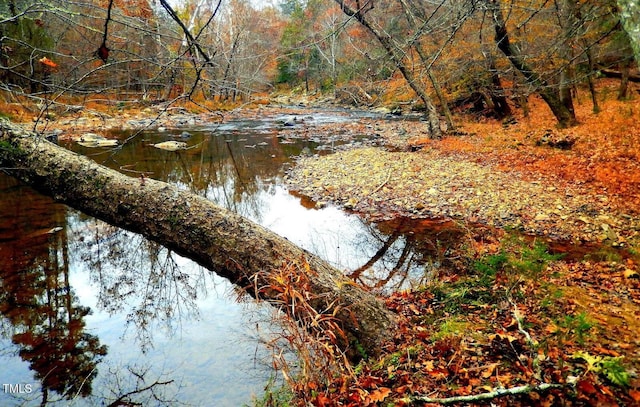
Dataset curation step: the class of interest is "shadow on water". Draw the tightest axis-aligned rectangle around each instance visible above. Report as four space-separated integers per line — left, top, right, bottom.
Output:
0 109 620 405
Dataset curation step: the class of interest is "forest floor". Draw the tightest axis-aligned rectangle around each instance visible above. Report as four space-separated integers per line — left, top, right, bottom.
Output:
4 82 640 406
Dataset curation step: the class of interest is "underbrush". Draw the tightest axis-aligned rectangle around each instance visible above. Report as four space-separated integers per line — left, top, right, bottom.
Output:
259 236 639 406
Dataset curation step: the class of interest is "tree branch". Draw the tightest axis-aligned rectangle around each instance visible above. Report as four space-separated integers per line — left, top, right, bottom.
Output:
413 383 565 405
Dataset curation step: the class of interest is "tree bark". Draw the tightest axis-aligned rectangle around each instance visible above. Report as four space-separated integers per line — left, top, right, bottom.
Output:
488 0 578 128
0 119 397 360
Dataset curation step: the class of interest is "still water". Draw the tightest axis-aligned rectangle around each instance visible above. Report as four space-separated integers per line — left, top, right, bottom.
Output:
0 110 464 406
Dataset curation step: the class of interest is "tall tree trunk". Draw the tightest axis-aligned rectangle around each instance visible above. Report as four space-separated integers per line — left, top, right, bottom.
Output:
617 0 640 63
585 47 600 113
334 0 442 138
0 119 397 360
488 0 578 128
618 57 631 100
485 50 512 120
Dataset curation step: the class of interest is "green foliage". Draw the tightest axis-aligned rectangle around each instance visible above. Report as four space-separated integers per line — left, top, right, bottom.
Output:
433 318 468 341
600 356 631 387
539 286 564 309
251 378 294 407
0 139 23 156
572 351 631 388
511 241 564 276
476 238 563 281
473 251 508 284
559 312 594 345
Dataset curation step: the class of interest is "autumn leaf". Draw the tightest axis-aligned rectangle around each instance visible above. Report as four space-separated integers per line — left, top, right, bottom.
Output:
38 57 58 69
313 392 332 407
577 379 597 395
481 362 499 378
365 387 391 404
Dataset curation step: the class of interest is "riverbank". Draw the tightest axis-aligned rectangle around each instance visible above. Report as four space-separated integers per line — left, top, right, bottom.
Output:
280 90 640 405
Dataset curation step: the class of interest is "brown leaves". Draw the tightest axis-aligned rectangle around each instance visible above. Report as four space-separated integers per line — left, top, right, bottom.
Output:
365 387 391 404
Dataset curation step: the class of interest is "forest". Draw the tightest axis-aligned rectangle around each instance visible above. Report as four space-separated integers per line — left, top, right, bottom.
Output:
1 0 640 406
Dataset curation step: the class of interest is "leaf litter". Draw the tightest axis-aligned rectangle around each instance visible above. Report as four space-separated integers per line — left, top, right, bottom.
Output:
284 90 640 406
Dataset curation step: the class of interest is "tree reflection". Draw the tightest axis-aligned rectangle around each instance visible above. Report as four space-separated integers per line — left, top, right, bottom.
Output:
347 217 471 291
0 179 107 404
69 216 207 351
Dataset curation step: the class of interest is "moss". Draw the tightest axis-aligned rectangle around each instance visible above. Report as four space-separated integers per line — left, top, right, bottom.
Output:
0 139 24 156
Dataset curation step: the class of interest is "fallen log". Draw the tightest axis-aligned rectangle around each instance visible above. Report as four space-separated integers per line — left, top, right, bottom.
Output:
597 67 640 83
0 119 397 359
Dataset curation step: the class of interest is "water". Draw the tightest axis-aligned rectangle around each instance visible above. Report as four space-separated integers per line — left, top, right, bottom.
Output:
0 109 464 406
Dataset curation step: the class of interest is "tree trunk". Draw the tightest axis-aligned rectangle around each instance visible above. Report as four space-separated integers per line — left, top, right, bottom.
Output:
585 47 600 113
486 50 512 120
617 0 640 63
618 58 631 100
0 119 397 360
488 0 578 128
334 0 442 138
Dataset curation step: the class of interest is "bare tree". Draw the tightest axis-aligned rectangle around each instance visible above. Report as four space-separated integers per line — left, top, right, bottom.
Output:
333 0 443 138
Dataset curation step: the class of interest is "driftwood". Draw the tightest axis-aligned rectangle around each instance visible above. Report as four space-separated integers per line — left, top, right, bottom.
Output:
0 119 397 359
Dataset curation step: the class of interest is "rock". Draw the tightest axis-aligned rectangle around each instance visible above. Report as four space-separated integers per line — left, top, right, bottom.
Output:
283 117 298 127
77 139 118 148
152 141 187 151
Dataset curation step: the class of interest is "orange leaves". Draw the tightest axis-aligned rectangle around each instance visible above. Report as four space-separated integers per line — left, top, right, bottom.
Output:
365 386 391 404
98 0 154 18
38 57 57 70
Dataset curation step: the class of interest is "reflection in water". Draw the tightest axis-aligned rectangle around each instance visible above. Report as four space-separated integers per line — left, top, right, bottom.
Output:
1 110 473 405
71 220 205 350
0 177 107 404
347 217 472 291
0 175 277 406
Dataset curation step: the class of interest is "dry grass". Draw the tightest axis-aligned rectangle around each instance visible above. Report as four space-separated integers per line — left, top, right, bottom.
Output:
253 260 355 405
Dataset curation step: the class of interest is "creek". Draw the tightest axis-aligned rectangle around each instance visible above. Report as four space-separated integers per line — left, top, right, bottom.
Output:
0 108 459 406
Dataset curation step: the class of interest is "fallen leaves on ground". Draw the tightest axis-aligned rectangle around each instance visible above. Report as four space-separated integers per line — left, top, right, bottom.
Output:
287 147 637 245
284 82 640 406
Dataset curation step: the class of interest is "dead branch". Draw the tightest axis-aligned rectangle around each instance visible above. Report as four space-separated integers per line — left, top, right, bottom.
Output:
413 383 565 405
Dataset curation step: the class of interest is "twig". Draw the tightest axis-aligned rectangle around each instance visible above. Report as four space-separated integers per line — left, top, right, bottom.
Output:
372 167 392 194
413 383 565 404
507 285 537 347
